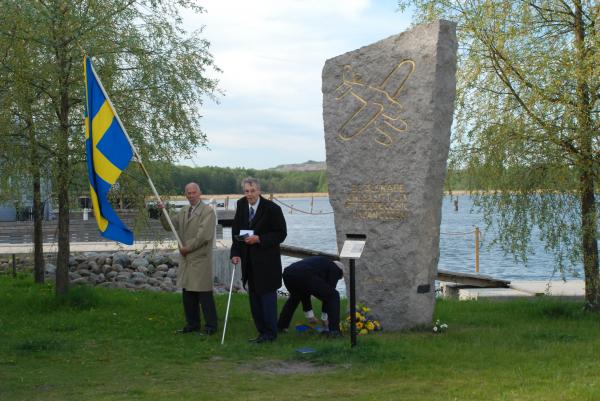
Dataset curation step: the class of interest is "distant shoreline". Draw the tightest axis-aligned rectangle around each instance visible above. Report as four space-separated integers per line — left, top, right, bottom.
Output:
159 191 472 201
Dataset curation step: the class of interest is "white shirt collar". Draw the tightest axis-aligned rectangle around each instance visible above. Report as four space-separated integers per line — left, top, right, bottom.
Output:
249 197 260 212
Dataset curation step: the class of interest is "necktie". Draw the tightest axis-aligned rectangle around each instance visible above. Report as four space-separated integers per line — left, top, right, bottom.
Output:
249 206 255 223
188 206 194 219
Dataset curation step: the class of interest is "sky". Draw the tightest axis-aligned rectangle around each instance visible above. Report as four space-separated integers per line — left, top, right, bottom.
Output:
181 0 413 169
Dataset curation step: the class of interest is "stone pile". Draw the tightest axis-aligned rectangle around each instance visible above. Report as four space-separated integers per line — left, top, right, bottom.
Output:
42 249 242 294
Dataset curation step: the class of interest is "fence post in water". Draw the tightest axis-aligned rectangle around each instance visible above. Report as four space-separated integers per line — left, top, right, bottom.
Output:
269 193 273 201
474 227 480 273
310 196 314 214
225 196 229 209
12 253 16 277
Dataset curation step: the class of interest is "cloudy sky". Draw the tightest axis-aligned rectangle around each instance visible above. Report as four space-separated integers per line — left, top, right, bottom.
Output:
181 0 413 169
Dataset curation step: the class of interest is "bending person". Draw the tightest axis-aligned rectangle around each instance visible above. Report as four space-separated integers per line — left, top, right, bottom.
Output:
277 256 344 337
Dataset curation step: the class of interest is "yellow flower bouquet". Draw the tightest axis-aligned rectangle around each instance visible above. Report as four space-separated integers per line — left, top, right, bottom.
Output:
341 303 382 335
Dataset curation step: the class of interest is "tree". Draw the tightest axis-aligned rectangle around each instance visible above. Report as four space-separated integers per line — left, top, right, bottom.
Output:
0 0 219 295
398 1 599 308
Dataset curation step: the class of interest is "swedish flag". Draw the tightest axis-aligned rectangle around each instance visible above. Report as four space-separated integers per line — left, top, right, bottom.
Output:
84 56 134 244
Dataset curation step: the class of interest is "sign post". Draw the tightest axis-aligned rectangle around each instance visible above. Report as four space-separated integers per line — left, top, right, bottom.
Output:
340 233 366 348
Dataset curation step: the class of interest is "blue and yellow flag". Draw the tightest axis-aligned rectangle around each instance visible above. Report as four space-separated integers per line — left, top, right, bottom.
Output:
84 56 134 244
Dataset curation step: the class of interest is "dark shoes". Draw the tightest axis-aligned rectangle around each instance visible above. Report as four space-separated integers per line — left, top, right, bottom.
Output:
204 327 217 336
248 335 275 343
176 326 218 336
176 326 201 334
322 330 343 339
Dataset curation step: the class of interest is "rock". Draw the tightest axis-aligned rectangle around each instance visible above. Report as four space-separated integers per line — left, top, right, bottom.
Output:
146 264 156 274
115 272 131 282
156 264 169 272
45 263 56 275
112 263 123 272
129 272 147 285
78 269 91 277
131 257 149 270
69 272 82 280
147 277 159 286
112 252 130 268
148 253 168 266
136 266 148 274
75 254 88 263
77 261 89 271
322 20 457 330
96 256 107 266
106 271 118 280
68 256 78 267
71 277 89 285
102 264 113 274
152 271 167 279
89 261 101 274
89 273 100 283
160 282 175 292
166 268 177 279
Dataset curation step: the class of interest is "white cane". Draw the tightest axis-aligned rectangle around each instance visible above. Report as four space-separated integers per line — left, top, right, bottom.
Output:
221 263 237 345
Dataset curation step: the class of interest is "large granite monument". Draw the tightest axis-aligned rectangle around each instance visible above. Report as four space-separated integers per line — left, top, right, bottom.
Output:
322 20 457 330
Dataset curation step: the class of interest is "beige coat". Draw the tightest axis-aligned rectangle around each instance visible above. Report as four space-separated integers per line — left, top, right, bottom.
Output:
160 202 216 292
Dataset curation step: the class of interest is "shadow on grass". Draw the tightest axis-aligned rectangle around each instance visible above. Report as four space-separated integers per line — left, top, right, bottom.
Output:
292 339 405 365
13 339 67 353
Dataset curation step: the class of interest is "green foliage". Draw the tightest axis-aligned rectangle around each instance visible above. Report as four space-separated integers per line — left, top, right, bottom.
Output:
147 162 328 195
1 277 600 400
399 1 599 303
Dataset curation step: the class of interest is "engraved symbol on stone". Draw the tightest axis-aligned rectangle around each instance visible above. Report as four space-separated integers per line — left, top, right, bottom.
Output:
334 60 415 147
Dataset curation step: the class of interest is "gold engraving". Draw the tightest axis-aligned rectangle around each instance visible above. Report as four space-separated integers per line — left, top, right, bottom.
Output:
343 183 409 221
334 60 415 147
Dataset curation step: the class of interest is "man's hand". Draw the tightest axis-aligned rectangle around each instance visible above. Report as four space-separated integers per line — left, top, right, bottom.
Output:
231 256 241 265
179 245 190 257
244 235 260 245
156 201 165 210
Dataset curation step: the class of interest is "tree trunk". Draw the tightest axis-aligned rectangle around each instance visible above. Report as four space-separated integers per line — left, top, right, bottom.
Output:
573 0 599 310
26 111 45 283
55 134 70 296
32 146 44 283
581 173 599 310
54 47 71 295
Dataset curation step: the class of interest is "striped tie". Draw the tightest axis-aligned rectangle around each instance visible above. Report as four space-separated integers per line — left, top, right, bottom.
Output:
249 206 255 223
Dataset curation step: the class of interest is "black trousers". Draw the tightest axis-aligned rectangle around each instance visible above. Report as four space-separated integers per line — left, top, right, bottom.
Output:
277 274 341 332
248 290 278 340
182 289 218 331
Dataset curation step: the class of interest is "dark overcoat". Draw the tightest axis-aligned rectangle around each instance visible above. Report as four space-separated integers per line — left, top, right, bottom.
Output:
230 196 287 294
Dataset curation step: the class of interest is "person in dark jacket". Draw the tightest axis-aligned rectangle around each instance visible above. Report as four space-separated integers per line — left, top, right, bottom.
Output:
277 256 344 336
230 177 287 343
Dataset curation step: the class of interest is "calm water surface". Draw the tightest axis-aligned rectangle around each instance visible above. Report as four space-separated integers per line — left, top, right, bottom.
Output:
227 195 584 282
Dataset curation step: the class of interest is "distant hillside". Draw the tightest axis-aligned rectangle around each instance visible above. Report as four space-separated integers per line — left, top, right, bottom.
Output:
271 160 326 172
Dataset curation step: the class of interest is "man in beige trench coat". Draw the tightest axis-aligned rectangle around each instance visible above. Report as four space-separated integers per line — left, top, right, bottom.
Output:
158 182 218 335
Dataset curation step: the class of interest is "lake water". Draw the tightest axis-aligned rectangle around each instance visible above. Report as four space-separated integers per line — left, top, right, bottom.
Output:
224 195 583 282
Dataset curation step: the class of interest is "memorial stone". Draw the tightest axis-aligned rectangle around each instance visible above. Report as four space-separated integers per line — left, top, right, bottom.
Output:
322 20 457 330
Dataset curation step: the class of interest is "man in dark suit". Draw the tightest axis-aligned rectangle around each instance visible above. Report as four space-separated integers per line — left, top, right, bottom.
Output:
277 256 344 337
230 177 287 343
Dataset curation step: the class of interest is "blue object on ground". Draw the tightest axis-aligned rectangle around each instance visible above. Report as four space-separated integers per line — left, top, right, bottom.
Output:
296 347 317 354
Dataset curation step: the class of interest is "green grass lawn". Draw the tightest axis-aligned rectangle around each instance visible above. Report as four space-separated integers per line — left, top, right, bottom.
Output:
1 275 599 401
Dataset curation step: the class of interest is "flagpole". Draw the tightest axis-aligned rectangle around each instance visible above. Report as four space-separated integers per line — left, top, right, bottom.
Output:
87 58 183 249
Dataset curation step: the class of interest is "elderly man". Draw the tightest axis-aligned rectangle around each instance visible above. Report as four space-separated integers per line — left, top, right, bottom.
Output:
159 182 217 335
230 177 287 343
